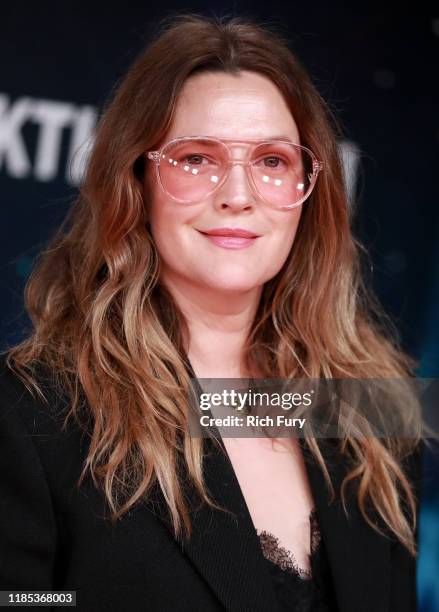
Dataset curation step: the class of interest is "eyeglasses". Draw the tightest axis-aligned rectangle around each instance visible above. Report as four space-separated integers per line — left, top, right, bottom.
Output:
147 136 323 210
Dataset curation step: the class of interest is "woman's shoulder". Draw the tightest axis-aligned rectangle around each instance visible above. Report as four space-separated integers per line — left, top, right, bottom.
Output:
0 351 87 470
0 351 72 429
0 351 91 495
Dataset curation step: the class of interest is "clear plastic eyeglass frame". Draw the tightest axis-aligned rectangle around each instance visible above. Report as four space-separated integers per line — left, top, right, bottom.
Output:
147 135 324 210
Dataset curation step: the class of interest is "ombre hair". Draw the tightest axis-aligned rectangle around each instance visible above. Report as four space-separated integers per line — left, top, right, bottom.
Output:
5 14 422 554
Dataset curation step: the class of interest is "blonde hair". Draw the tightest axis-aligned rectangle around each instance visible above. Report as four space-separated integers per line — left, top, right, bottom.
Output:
5 14 422 555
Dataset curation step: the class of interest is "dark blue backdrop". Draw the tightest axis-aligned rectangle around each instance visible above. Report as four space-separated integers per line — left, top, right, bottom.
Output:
1 3 438 609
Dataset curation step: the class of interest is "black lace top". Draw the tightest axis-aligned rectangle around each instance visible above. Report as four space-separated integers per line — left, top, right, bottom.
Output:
257 510 338 611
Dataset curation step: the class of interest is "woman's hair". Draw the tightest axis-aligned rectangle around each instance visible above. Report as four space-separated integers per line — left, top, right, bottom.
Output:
6 14 422 554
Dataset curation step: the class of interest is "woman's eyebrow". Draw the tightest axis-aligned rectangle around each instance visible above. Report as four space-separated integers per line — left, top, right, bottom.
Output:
232 134 298 142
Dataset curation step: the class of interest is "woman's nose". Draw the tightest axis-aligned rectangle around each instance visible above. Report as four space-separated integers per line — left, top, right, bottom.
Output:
213 163 257 211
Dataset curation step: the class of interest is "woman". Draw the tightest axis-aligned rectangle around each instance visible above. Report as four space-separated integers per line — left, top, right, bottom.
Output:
0 14 422 612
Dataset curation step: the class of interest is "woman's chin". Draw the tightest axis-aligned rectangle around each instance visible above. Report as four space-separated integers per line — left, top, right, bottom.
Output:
201 275 263 294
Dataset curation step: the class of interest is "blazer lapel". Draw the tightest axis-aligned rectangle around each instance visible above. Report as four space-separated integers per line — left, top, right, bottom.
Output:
302 439 391 612
152 435 281 612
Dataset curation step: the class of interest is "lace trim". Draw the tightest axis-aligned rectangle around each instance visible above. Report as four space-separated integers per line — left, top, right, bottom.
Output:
257 509 321 580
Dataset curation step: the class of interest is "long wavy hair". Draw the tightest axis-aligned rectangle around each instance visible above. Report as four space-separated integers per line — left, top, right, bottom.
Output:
5 14 422 554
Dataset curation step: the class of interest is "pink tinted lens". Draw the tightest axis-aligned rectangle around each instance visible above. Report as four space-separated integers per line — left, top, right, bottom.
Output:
251 143 313 207
159 139 228 202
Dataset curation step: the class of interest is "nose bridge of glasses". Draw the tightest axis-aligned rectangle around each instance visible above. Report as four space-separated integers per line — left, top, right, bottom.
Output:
223 141 252 164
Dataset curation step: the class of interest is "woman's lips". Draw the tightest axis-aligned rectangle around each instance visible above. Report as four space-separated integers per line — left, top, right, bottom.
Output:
197 229 260 250
203 234 258 249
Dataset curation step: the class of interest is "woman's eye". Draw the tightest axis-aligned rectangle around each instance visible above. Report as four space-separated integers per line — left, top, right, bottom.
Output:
185 154 207 165
263 156 284 168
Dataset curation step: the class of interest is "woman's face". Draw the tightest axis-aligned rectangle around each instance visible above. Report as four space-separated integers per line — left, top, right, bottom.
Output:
146 70 303 295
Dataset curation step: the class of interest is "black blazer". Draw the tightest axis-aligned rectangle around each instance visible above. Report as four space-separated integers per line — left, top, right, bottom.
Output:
0 354 421 612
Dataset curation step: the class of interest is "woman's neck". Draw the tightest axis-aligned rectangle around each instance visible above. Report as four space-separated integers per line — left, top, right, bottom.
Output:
162 274 262 378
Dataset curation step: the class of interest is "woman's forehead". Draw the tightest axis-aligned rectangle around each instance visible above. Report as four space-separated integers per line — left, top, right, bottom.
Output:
167 71 300 142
